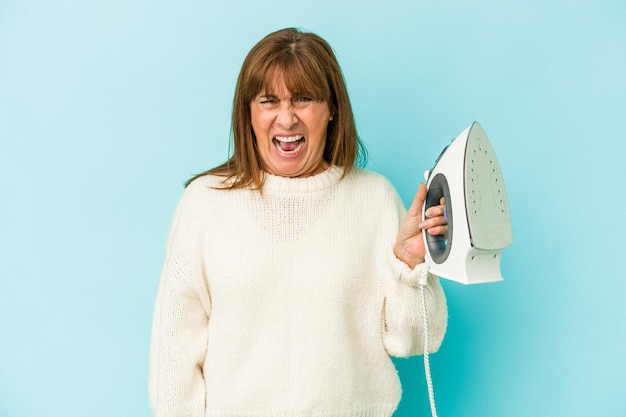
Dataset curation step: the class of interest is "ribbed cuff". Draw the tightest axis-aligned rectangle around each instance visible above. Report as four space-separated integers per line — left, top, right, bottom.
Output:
388 250 428 287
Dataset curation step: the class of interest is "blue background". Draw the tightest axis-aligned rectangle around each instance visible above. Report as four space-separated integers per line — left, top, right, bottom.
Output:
1 0 625 416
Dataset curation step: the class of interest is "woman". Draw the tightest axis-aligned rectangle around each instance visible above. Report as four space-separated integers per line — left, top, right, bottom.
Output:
150 27 448 417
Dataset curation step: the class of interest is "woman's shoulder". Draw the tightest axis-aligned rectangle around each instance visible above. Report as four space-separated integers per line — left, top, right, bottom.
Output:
174 173 235 210
347 167 398 193
343 167 405 216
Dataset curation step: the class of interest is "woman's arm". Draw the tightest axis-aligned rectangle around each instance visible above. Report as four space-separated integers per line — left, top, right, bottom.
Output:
381 184 448 357
149 187 212 417
381 259 447 357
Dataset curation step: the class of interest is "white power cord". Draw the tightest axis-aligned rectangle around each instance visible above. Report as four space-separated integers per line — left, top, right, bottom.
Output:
419 264 438 417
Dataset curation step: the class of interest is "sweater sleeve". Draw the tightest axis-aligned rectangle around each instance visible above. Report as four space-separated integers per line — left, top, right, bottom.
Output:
380 188 448 358
149 184 212 417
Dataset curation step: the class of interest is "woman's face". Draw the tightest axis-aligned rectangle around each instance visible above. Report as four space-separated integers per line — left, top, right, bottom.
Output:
250 74 331 178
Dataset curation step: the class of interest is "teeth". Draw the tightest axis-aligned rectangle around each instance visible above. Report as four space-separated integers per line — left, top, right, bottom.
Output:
273 136 305 155
274 135 304 143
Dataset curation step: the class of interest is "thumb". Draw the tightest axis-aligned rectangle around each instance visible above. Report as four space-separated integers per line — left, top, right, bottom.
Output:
406 182 427 218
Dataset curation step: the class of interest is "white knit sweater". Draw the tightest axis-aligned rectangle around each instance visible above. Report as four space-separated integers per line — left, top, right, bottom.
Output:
149 166 447 417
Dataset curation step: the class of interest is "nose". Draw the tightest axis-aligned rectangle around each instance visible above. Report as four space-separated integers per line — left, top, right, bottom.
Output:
276 101 298 128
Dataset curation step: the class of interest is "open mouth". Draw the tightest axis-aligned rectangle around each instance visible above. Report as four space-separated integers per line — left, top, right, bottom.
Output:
273 135 306 155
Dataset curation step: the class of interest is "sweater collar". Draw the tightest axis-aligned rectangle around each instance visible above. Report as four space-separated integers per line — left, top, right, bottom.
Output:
261 165 345 194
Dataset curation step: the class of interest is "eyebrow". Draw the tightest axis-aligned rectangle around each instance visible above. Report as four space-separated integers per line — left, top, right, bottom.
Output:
257 91 316 100
255 91 280 100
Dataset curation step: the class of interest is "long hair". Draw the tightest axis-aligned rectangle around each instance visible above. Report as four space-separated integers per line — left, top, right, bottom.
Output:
186 27 367 189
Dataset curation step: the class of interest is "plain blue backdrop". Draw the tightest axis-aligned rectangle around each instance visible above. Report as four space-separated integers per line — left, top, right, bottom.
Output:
1 0 625 416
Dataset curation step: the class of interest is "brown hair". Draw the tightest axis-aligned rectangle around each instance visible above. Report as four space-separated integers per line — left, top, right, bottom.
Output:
186 27 367 189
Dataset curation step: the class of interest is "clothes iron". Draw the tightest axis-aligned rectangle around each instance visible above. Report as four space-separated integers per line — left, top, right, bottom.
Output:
422 121 513 284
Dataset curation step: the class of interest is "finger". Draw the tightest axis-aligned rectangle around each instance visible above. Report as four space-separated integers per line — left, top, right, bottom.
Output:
427 224 450 236
438 197 447 222
421 215 448 230
425 204 445 218
406 182 427 217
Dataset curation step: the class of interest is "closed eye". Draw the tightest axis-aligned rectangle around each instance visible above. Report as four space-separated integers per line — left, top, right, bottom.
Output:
259 97 278 105
256 96 280 108
293 96 314 107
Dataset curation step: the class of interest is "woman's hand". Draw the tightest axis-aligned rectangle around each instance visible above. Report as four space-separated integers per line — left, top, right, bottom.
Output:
394 183 449 269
